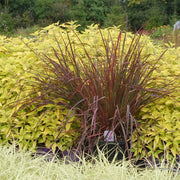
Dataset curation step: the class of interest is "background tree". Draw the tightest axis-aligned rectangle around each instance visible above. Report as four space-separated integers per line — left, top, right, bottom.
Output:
0 0 180 34
103 0 127 29
71 0 109 31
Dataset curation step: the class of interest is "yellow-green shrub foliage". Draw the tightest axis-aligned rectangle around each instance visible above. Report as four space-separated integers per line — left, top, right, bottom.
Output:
0 22 81 152
0 22 179 156
132 46 180 160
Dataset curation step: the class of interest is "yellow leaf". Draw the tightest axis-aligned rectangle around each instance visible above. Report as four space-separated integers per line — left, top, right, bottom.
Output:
165 100 174 106
43 128 51 135
141 114 151 119
174 136 180 141
65 122 72 131
24 134 31 139
171 147 177 157
164 141 172 149
52 143 57 154
141 108 149 112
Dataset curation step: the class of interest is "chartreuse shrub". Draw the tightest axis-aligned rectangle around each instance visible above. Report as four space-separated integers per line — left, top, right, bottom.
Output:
0 24 80 152
0 22 179 160
132 96 180 160
132 46 180 160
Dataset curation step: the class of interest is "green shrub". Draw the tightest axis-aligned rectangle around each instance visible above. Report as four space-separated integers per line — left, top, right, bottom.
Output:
144 6 167 30
150 25 172 39
71 0 108 31
13 10 35 28
103 6 127 30
0 9 15 34
127 1 167 31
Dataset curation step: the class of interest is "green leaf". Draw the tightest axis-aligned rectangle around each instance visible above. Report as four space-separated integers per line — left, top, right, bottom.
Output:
38 137 44 144
154 150 163 159
173 141 180 149
34 131 42 139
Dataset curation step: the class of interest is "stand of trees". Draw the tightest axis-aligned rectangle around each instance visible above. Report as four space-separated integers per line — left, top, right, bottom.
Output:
0 0 180 34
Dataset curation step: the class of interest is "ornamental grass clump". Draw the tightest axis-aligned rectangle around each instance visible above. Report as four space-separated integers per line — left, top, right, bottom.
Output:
14 23 174 156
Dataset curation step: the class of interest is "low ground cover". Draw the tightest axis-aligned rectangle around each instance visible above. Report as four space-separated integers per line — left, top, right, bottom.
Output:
0 143 179 180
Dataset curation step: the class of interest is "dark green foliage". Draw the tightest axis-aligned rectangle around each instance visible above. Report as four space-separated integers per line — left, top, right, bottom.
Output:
145 1 167 30
0 0 71 32
7 0 34 28
103 5 127 30
71 4 87 31
83 0 107 24
0 8 15 34
33 0 54 20
33 0 71 24
8 0 33 15
71 0 108 31
51 2 71 22
126 1 166 31
1 0 180 34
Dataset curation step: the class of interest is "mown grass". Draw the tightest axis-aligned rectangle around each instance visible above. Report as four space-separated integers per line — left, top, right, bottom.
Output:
0 143 179 180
